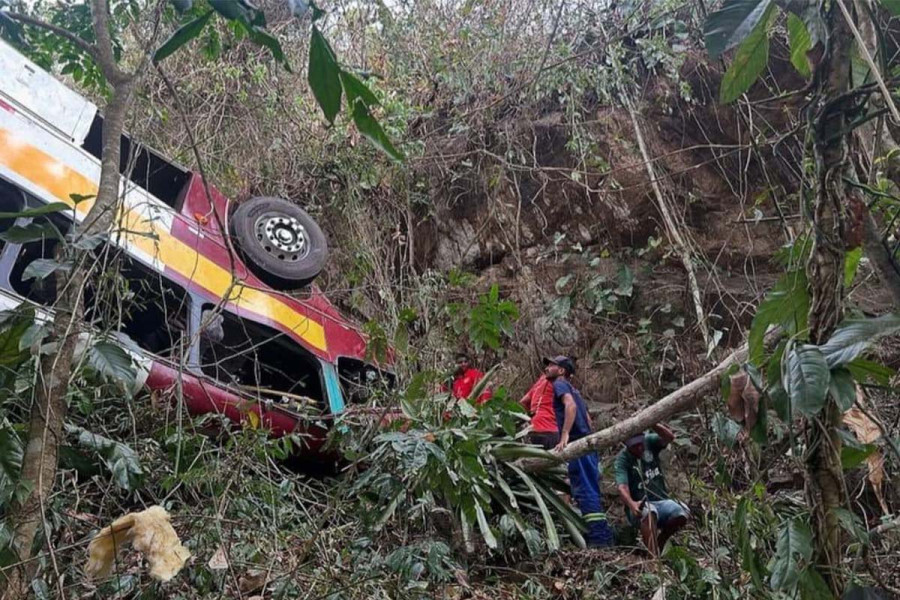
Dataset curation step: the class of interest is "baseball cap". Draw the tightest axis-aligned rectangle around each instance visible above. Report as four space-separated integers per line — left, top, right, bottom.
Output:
543 355 575 375
625 434 645 448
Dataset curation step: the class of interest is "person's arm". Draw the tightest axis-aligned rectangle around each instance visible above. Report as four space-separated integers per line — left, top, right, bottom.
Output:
519 390 532 410
614 453 642 514
618 483 642 515
554 393 576 450
651 423 675 447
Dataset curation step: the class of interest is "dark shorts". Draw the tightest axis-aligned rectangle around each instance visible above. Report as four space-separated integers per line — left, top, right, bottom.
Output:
528 431 560 450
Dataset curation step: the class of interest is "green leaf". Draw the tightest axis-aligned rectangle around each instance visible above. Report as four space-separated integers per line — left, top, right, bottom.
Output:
340 70 379 108
840 441 876 470
704 0 773 58
169 0 193 13
66 425 143 491
474 503 498 549
749 270 809 365
19 322 49 352
247 25 289 69
0 314 31 366
153 10 214 64
770 518 813 590
509 465 560 551
719 3 775 104
843 247 862 287
208 0 251 20
798 567 833 600
834 508 869 545
0 202 70 219
783 344 830 416
0 423 23 504
846 358 895 385
88 340 136 386
750 395 768 444
308 27 342 124
0 223 62 244
828 367 856 412
22 259 69 282
374 488 404 531
820 314 900 368
879 0 900 16
714 414 742 448
734 497 767 587
351 97 405 162
787 13 811 78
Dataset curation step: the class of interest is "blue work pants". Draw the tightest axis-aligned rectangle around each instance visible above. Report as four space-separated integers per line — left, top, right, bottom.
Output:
567 452 614 547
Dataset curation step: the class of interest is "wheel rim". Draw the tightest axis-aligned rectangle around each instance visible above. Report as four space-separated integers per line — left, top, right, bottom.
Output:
254 212 311 262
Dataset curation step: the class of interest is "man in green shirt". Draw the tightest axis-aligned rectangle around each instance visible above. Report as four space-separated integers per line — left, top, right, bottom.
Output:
614 423 688 555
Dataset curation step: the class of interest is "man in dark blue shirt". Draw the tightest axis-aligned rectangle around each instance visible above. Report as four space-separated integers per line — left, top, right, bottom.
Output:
544 355 614 547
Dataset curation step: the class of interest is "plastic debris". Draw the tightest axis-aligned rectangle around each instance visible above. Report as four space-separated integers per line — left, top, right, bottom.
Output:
85 505 191 582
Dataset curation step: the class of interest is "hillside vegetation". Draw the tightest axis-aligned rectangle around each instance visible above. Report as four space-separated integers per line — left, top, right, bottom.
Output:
0 0 899 599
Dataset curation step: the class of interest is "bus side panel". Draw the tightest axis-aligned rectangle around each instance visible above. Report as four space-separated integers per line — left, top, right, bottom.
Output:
145 361 328 452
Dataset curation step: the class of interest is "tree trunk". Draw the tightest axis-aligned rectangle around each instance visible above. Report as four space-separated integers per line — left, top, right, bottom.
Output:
805 3 860 594
0 78 135 600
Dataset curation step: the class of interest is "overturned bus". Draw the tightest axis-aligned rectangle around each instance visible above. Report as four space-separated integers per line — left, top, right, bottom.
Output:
0 38 388 455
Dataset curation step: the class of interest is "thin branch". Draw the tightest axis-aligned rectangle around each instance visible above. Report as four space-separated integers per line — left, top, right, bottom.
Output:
89 0 127 84
835 0 900 124
4 11 99 62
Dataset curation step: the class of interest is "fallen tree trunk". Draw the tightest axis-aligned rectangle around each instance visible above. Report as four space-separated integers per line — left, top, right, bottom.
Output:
521 337 760 471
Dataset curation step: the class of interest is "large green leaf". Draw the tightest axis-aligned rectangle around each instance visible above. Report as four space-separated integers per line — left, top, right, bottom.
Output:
351 97 405 162
66 425 143 491
308 27 342 124
783 344 830 416
153 10 214 64
88 340 137 386
770 518 813 590
820 314 900 368
749 270 808 366
704 0 773 58
719 3 775 104
787 13 811 78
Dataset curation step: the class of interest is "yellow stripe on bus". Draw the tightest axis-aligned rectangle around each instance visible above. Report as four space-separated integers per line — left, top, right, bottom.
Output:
0 128 327 351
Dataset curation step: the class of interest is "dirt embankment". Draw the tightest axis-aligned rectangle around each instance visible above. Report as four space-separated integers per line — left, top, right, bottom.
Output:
392 50 892 410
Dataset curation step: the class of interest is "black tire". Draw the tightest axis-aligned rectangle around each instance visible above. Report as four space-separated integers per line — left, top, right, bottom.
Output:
229 196 328 289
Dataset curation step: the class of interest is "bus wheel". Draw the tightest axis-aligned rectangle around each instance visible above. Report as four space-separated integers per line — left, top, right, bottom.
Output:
230 196 328 289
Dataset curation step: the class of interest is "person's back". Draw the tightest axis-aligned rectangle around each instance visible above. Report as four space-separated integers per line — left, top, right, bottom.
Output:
551 377 592 443
520 375 558 449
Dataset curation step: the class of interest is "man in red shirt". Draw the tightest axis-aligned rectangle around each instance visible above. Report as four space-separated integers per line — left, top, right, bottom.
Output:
519 373 558 449
446 353 492 404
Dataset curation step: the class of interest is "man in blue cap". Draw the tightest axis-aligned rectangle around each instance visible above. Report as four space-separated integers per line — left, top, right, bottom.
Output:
544 355 614 548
